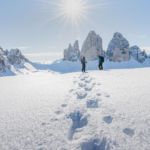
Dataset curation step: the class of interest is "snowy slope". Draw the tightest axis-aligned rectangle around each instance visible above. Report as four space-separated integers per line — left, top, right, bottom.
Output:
0 62 37 77
33 58 150 73
0 68 150 150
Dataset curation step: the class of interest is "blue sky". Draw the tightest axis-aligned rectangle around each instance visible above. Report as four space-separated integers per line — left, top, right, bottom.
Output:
0 0 149 53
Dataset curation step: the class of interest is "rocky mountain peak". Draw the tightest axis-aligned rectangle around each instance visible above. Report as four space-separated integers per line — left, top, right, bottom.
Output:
81 31 103 60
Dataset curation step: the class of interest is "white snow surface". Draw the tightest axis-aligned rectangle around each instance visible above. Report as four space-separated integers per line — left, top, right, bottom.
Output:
0 63 150 149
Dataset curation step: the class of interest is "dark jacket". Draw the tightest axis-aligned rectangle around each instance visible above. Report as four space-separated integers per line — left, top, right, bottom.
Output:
98 56 104 63
81 57 87 64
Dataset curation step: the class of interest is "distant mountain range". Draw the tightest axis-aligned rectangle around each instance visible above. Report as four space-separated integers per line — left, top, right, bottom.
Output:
0 31 149 76
63 31 148 63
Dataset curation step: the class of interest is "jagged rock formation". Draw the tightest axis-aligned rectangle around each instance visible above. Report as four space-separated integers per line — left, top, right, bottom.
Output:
7 49 28 65
63 31 148 63
129 46 147 63
63 40 80 61
0 47 9 72
107 32 130 62
0 54 6 72
81 31 103 60
0 47 28 73
0 47 5 55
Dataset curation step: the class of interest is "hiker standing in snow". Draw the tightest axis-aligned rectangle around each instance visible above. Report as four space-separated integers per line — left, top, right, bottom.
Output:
98 55 104 70
81 56 87 73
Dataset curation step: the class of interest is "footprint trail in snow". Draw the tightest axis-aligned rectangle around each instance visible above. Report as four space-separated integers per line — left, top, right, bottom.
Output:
57 73 135 149
61 73 112 147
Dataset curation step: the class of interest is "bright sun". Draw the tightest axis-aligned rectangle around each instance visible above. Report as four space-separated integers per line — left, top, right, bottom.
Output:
57 0 89 26
39 0 108 27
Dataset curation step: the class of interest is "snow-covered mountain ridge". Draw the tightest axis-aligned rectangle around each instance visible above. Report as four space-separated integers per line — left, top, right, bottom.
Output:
0 47 36 76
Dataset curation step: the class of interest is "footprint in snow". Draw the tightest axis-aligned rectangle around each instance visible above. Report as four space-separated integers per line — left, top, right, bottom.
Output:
94 89 102 96
69 89 74 93
105 94 110 98
84 85 94 91
81 137 112 150
80 75 89 81
78 82 86 88
85 78 92 83
104 93 110 98
96 93 101 96
80 77 85 81
86 99 99 108
55 109 63 115
103 116 113 124
80 74 89 78
51 118 59 122
67 110 88 140
61 104 67 108
76 90 87 99
92 82 96 86
123 128 135 137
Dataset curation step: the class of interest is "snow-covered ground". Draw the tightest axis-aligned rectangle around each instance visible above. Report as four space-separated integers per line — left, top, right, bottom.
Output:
0 63 150 149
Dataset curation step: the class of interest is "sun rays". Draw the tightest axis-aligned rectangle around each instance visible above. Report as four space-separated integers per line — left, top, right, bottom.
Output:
37 0 109 28
55 0 89 26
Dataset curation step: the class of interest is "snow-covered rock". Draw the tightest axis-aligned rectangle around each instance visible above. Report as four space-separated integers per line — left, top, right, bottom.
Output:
129 45 147 63
107 32 130 62
0 47 32 75
7 48 28 65
64 40 80 61
0 54 5 72
0 47 10 72
0 47 5 55
81 31 104 60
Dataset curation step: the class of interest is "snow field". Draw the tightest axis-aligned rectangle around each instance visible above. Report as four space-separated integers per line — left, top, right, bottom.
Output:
0 68 150 149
